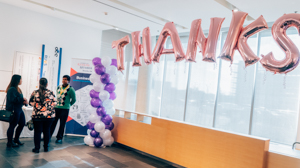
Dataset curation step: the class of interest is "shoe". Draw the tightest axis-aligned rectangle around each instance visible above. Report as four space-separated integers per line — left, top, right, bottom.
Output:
55 139 62 144
7 142 19 148
14 139 24 146
32 148 39 153
44 148 49 152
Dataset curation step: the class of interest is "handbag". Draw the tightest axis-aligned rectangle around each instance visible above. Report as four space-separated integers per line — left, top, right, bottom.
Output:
26 119 34 131
0 97 14 122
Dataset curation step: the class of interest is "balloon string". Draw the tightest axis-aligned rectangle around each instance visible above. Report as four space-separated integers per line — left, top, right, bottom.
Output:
230 64 232 76
244 68 247 82
156 64 159 75
263 71 267 85
174 63 177 75
131 68 134 75
283 74 287 89
214 62 217 70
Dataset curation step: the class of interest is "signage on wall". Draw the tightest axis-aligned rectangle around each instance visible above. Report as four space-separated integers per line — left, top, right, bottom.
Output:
112 11 300 75
40 44 62 92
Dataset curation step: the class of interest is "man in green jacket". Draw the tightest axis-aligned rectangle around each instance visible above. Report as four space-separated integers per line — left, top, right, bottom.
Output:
50 75 76 143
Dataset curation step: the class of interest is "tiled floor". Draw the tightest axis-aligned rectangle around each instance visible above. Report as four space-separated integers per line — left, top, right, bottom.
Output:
0 136 185 168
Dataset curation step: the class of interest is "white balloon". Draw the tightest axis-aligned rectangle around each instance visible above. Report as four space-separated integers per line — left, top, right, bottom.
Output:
89 114 100 123
106 66 117 76
90 73 100 83
110 75 119 85
100 129 112 140
99 90 110 101
103 136 114 146
87 106 97 115
103 99 114 109
87 129 92 135
94 121 105 133
102 56 112 67
93 81 105 92
84 135 94 146
106 107 115 115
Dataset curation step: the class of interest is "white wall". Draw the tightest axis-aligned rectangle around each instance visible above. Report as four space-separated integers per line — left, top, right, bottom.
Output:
0 2 102 88
0 2 102 139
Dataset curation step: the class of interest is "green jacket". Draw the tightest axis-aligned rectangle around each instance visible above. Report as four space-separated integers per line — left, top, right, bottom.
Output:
55 85 76 109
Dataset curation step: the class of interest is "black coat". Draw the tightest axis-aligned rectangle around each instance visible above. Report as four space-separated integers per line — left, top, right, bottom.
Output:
6 87 23 111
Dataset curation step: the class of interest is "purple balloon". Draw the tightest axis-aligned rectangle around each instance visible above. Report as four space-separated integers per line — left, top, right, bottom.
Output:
94 137 103 148
90 89 99 98
101 73 111 84
90 130 99 138
105 122 114 131
92 57 102 66
111 59 117 67
97 107 106 117
86 121 95 130
109 92 117 100
95 65 106 75
101 114 112 125
105 83 116 93
91 98 102 108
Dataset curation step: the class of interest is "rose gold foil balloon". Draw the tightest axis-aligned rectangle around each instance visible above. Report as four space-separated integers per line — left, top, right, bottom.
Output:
112 35 130 72
131 27 152 67
237 15 268 67
152 22 185 63
219 11 248 62
131 31 142 66
142 27 152 64
186 18 224 62
260 13 300 74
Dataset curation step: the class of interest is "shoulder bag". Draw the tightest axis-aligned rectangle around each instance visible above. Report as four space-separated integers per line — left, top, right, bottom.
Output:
0 97 14 122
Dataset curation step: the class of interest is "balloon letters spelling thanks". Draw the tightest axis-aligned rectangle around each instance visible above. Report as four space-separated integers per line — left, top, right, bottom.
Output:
112 12 300 74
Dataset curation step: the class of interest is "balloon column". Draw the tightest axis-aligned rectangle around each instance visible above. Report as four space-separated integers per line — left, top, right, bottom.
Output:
84 56 118 148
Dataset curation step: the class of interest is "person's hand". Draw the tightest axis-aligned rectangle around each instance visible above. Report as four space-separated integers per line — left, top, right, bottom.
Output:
23 98 28 106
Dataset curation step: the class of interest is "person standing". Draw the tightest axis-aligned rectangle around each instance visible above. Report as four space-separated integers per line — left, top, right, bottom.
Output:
50 75 76 143
6 75 27 147
29 78 56 153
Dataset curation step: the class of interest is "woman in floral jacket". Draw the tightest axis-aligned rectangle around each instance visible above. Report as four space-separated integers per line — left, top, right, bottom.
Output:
29 78 56 153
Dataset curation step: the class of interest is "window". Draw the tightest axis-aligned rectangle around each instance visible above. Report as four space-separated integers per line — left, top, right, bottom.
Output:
214 33 258 134
184 34 221 127
251 29 300 145
116 26 300 146
160 37 189 121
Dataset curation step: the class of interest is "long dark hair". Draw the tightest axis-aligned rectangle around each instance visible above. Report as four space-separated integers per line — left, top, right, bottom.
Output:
39 78 48 102
6 74 22 94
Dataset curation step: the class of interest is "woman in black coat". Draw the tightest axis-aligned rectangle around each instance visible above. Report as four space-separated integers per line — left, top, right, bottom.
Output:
6 75 27 147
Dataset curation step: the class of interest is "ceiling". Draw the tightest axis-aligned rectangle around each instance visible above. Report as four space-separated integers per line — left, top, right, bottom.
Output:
0 0 299 35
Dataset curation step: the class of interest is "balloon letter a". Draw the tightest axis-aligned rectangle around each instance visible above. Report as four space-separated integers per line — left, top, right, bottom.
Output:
152 22 185 63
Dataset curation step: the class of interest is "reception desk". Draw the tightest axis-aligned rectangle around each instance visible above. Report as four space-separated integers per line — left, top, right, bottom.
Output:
112 110 272 168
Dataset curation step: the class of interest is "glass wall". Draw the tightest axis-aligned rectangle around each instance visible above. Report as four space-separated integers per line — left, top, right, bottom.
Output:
116 27 300 145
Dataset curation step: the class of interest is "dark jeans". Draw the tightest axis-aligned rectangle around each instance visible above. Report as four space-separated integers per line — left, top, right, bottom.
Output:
33 119 53 150
50 108 69 140
7 108 25 143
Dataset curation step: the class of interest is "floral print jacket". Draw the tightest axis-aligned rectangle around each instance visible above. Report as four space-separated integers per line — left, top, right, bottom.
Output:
29 89 57 119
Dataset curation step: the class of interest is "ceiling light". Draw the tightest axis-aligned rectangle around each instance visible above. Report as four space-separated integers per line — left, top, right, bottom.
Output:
115 27 119 30
233 8 238 12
